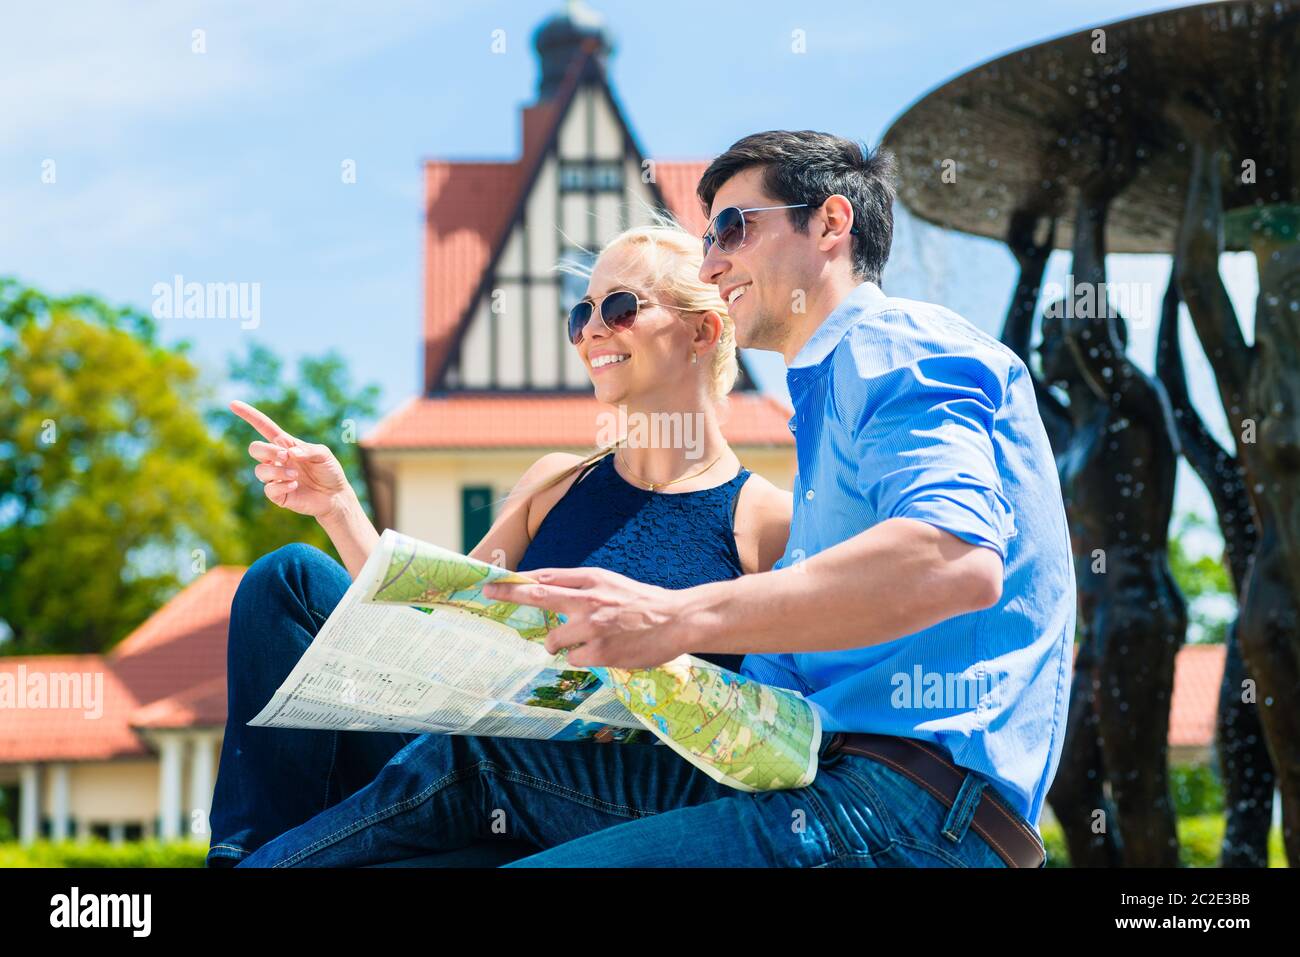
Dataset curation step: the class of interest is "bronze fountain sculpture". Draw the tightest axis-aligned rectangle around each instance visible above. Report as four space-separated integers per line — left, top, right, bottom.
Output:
883 0 1300 865
1155 248 1274 868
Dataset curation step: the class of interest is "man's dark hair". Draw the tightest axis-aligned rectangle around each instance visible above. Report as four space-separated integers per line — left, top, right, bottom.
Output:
697 130 897 284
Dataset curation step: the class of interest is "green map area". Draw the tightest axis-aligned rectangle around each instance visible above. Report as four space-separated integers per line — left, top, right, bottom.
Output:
589 661 819 791
368 532 819 791
372 537 562 643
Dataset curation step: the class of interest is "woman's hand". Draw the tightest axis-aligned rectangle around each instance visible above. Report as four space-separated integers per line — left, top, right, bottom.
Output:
230 399 355 520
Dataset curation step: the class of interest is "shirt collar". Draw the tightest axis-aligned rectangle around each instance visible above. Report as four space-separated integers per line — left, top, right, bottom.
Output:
788 281 889 370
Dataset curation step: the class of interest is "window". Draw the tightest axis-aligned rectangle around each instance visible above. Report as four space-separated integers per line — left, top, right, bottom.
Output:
462 486 494 554
559 161 623 192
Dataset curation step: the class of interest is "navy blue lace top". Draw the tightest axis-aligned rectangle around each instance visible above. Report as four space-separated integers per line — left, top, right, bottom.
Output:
517 452 753 673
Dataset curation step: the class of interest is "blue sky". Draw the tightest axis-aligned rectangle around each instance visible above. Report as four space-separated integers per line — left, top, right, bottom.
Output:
3 0 1257 552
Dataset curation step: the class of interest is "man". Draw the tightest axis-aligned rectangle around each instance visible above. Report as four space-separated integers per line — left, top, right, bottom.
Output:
238 131 1074 868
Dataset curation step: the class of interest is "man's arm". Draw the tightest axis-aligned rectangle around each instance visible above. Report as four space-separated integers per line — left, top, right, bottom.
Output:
679 517 1003 657
481 519 1002 669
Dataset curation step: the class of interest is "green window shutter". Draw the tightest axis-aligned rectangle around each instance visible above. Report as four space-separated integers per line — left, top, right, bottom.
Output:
461 486 494 554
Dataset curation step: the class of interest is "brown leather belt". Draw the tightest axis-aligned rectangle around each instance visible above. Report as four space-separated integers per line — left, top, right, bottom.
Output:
823 731 1045 868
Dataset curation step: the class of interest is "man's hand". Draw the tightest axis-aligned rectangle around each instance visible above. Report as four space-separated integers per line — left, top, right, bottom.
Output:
482 567 693 669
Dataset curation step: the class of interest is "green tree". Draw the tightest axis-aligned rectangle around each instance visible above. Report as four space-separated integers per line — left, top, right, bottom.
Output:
1167 511 1235 644
0 279 241 654
206 343 381 564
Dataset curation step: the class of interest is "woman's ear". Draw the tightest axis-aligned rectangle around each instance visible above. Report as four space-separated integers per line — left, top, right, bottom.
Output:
695 310 723 349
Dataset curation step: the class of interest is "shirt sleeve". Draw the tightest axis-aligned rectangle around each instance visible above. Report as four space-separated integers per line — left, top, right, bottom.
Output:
740 652 811 694
851 352 1016 561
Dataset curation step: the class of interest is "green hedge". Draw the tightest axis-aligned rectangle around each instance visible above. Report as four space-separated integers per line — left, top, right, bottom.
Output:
0 839 208 868
1170 763 1225 817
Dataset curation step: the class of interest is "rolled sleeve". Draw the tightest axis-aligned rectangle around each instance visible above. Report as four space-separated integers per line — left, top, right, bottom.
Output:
852 353 1016 561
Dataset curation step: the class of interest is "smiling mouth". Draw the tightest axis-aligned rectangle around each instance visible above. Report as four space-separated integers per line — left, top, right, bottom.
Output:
590 354 629 369
727 285 751 307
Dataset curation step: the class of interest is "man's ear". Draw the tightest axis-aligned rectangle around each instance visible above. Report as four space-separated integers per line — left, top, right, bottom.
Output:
818 194 855 252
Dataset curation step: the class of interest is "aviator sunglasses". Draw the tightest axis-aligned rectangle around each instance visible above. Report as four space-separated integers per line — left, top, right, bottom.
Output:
701 204 809 258
566 290 693 345
702 202 861 258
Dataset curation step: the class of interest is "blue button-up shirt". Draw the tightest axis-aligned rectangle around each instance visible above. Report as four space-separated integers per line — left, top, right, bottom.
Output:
740 281 1076 825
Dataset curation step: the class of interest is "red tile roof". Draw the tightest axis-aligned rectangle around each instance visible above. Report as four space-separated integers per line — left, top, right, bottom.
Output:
362 392 795 450
1169 643 1226 749
0 568 244 763
130 675 229 730
107 566 243 715
654 160 710 235
0 656 149 763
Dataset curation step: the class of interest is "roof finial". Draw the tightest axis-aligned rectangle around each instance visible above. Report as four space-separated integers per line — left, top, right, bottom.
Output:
532 1 613 100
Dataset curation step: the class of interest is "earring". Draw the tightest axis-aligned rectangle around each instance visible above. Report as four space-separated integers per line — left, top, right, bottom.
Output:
690 352 698 365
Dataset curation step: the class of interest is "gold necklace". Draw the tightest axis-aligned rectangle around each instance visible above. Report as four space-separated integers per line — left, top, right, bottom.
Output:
616 447 726 492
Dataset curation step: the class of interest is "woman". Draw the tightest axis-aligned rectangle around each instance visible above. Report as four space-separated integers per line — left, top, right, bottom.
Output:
207 221 792 867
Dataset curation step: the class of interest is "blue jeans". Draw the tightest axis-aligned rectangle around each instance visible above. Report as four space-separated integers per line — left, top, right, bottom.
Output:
212 544 1021 868
209 542 532 867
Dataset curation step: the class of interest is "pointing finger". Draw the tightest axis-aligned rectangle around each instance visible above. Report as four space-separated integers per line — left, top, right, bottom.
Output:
231 400 295 446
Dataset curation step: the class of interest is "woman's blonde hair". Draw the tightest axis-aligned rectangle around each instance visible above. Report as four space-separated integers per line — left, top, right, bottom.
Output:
517 212 740 501
559 213 738 400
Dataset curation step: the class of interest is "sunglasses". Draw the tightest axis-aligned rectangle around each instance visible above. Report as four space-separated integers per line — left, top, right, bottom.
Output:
701 204 809 258
566 289 692 345
702 202 862 258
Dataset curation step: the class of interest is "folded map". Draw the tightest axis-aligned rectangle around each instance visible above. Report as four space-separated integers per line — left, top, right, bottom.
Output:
249 529 821 791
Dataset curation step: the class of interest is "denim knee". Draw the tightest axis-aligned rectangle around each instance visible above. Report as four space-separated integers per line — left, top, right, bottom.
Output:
228 542 346 663
244 541 331 586
370 734 460 800
235 543 337 610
